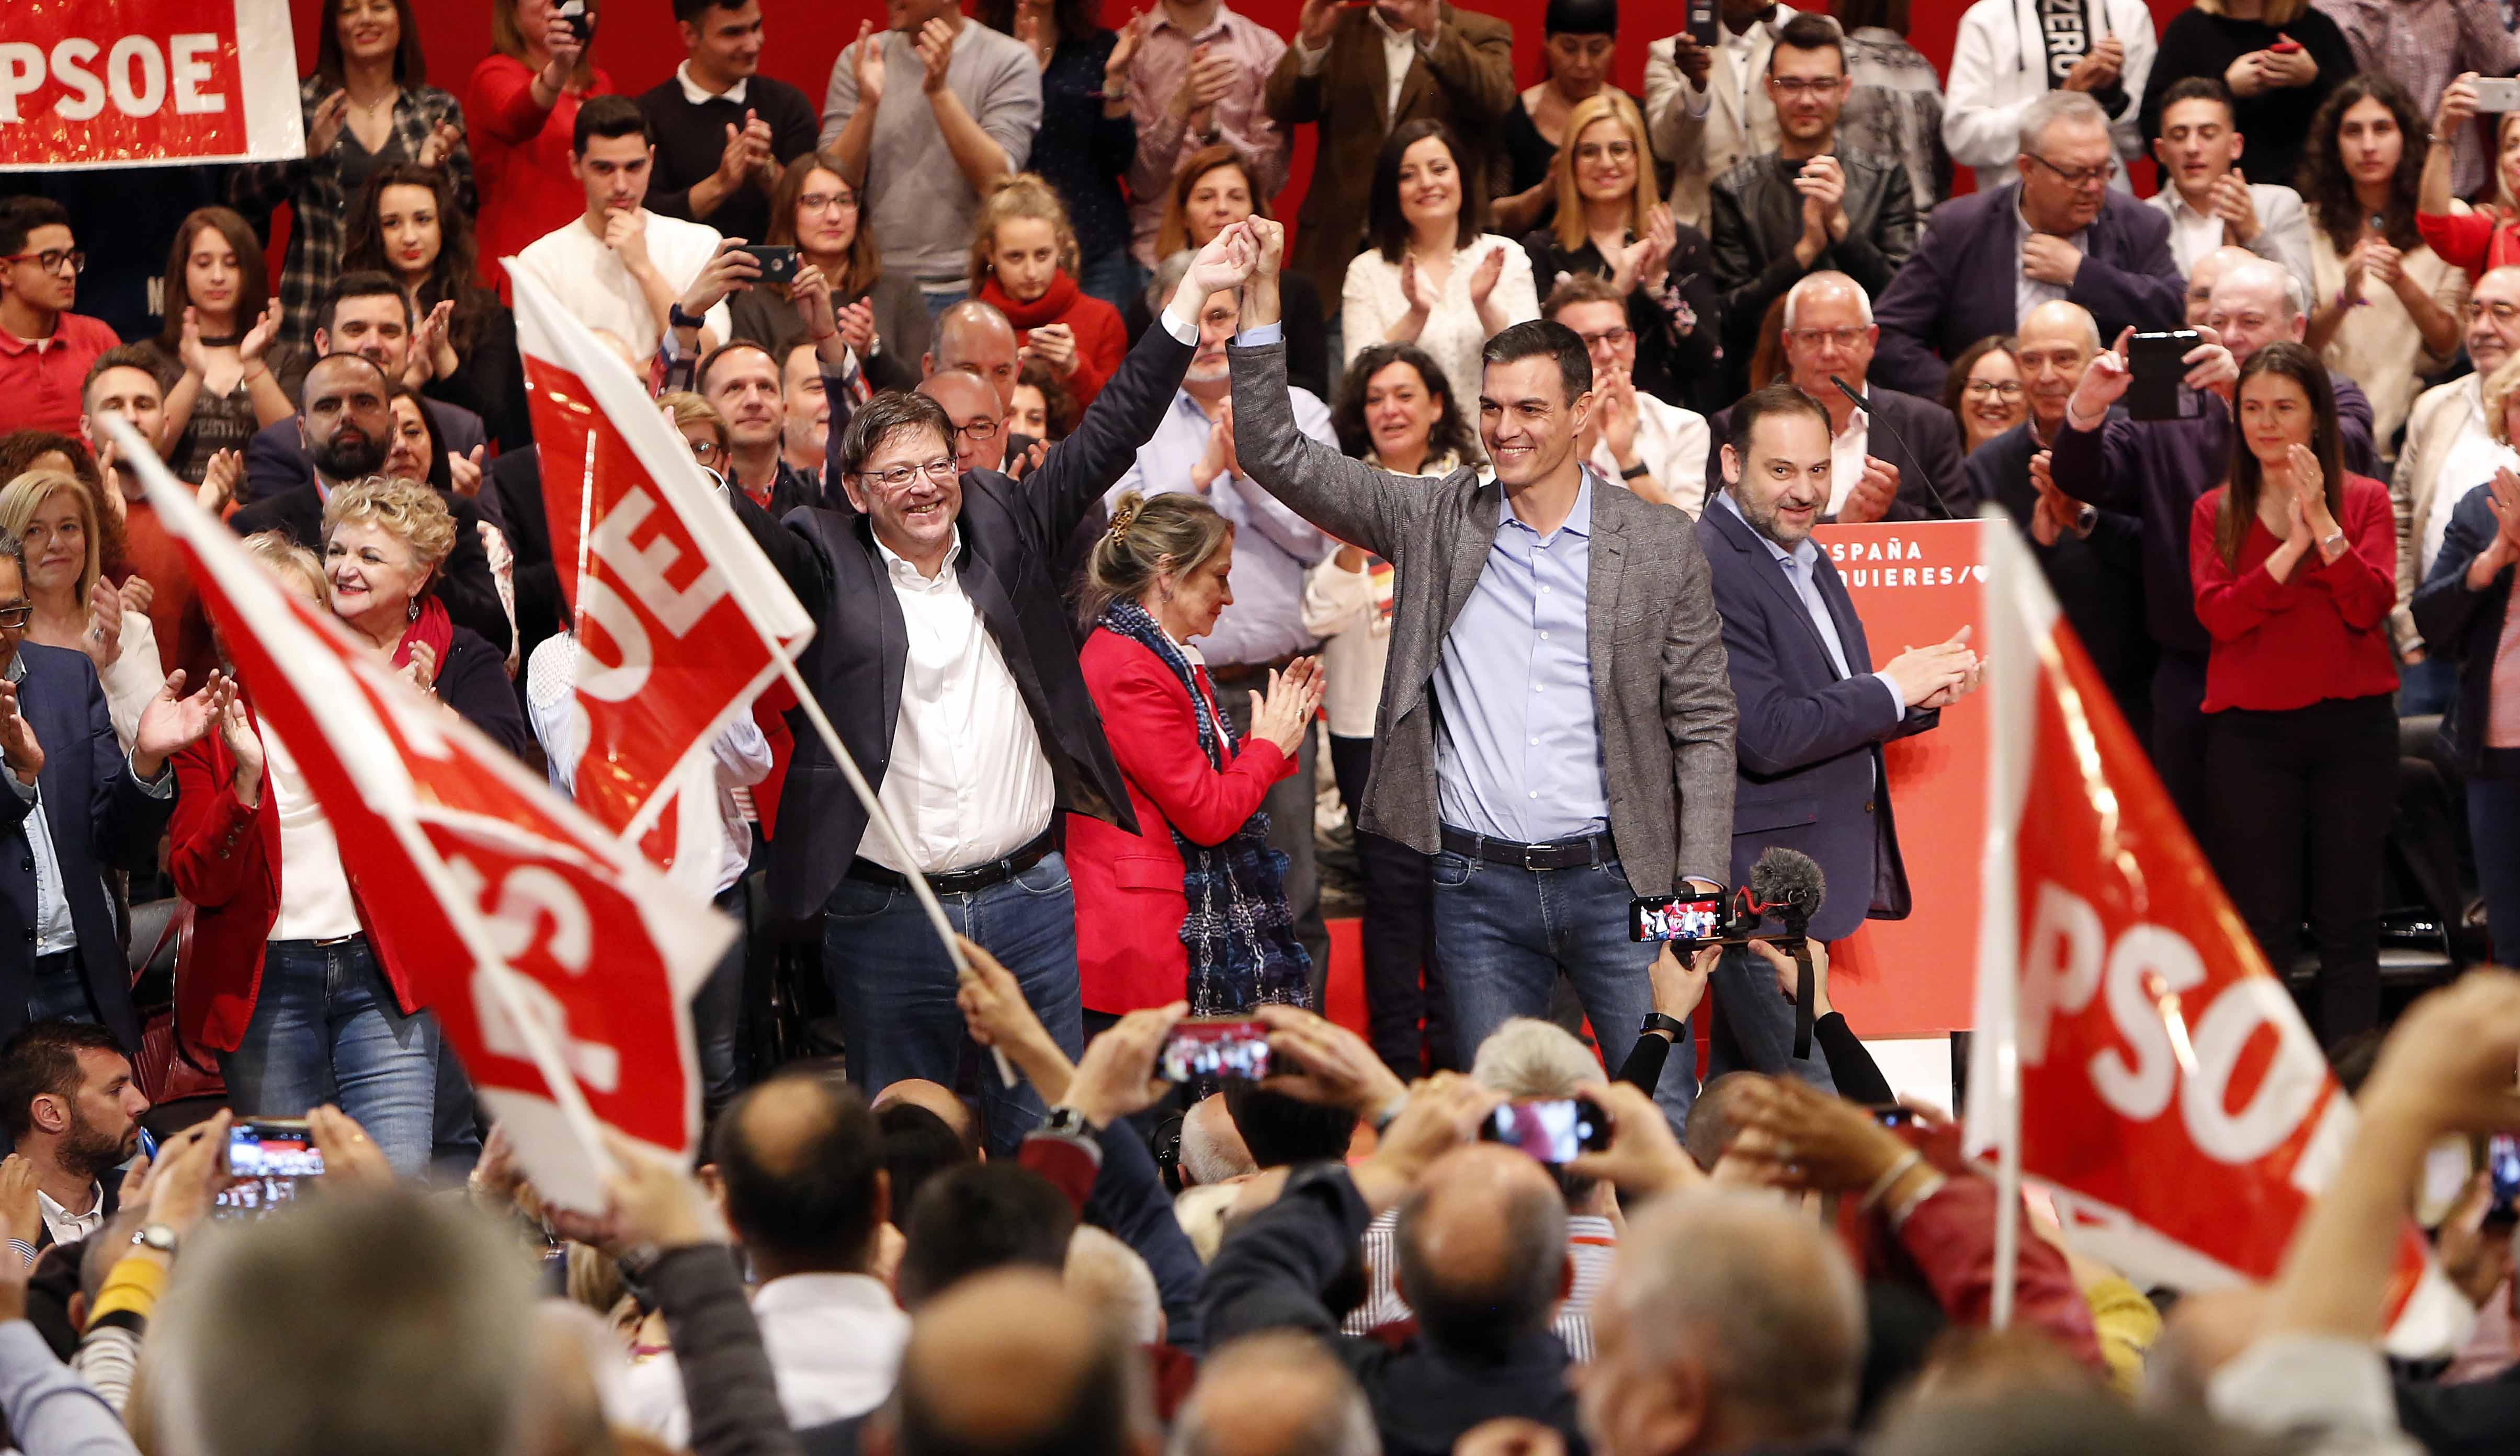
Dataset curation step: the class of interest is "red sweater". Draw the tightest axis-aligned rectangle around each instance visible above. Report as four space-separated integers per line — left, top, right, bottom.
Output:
466 55 615 298
974 272 1127 410
2189 473 2398 713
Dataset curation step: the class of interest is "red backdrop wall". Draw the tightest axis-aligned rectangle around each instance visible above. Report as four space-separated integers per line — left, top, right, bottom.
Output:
294 0 2197 224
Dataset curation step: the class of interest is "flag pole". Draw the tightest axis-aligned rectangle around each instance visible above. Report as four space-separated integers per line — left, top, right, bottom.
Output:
1974 507 2029 1332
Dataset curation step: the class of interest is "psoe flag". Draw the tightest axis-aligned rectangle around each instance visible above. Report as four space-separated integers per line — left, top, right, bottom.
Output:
0 0 306 168
104 414 729 1213
510 265 813 847
1965 511 2465 1355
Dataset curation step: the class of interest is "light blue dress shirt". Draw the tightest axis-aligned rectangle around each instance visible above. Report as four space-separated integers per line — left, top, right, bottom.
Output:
1108 386 1336 667
4 653 173 957
1713 491 1906 722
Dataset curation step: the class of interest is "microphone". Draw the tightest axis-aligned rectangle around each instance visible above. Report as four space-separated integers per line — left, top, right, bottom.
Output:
1746 846 1827 1061
1829 375 1957 520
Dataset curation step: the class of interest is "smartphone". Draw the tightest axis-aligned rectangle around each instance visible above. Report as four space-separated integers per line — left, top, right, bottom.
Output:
1160 1018 1272 1083
1481 1098 1612 1164
554 0 595 45
1872 1105 1921 1130
214 1119 323 1219
135 1127 158 1165
1683 0 1719 48
2126 329 2203 422
736 243 800 285
2476 77 2520 113
1630 893 1725 945
2268 36 2302 54
2488 1135 2520 1227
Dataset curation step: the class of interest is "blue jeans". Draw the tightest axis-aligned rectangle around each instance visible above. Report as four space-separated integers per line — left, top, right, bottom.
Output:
696 885 750 1116
2400 651 2460 718
822 852 1084 1155
1432 843 1698 1132
921 286 969 321
2471 767 2520 965
24 952 97 1027
1075 249 1142 314
219 938 440 1178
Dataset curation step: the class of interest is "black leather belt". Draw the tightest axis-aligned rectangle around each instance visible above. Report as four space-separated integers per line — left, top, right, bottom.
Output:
1438 826 1617 871
846 829 1054 896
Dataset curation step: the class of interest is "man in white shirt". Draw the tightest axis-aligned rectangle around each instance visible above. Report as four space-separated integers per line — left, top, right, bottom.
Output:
618 1072 907 1445
1944 0 2155 192
1644 3 1797 230
511 95 749 360
1546 275 1710 513
2145 76 2315 302
0 1020 147 1251
2396 265 2520 711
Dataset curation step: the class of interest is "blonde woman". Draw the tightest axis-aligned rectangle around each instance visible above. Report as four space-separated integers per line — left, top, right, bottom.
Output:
969 175 1128 408
321 476 529 756
0 471 163 749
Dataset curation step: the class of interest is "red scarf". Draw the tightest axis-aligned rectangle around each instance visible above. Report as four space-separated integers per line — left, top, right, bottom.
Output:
977 270 1083 333
393 595 455 676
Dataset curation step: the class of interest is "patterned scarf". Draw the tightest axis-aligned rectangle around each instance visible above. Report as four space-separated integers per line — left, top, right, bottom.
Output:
1097 597 1312 1015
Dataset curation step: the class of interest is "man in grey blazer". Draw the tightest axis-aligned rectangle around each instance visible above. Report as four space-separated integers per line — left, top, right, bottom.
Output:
1227 219 1737 1129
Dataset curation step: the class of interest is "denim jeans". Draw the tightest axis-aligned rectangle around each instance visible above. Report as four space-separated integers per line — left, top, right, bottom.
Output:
1075 249 1142 314
921 287 969 322
822 851 1084 1155
219 938 440 1178
2471 764 2520 965
24 952 97 1028
1431 843 1696 1132
696 885 751 1116
2400 651 2459 718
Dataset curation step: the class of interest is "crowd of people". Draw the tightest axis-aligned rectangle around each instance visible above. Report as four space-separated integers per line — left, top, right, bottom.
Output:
5 0 2520 1450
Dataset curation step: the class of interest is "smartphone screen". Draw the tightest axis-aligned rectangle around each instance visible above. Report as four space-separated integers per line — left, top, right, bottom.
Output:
2489 1135 2520 1225
2126 330 2202 422
1872 1105 1921 1130
229 1119 324 1180
1160 1019 1272 1082
1630 894 1724 943
1482 1098 1611 1164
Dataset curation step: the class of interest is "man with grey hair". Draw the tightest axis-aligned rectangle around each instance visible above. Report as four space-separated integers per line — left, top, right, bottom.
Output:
1872 89 2184 397
2201 254 2376 473
1171 1332 1381 1456
2397 264 2520 710
1178 1092 1257 1188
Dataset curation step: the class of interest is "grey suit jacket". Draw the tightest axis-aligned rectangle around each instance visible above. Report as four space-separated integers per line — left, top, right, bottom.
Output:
1228 337 1738 897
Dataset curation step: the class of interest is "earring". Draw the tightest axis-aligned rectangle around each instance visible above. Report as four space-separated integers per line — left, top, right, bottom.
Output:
407 596 421 623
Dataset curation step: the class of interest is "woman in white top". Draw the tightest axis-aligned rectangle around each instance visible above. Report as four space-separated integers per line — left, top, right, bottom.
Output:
1341 120 1539 429
0 470 164 750
1303 342 1480 1076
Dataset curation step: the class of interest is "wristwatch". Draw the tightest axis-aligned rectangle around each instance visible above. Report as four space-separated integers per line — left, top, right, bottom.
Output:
1640 1011 1688 1041
2073 502 2098 537
1042 1105 1100 1140
2321 528 2348 555
1619 461 1652 482
667 301 708 331
131 1222 178 1255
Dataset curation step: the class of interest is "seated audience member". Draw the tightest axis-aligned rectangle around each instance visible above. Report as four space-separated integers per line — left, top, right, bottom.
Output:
618 1071 905 1446
509 96 754 360
1177 1089 1257 1186
923 299 1028 469
2420 73 2520 283
1132 145 1330 397
1641 3 1781 231
1109 265 1336 991
1348 121 1540 435
1944 0 2155 194
0 1022 144 1249
1522 95 1715 413
1310 341 1472 1076
1872 92 2185 399
2145 77 2315 300
727 152 928 391
1170 1329 1379 1456
169 531 445 1178
318 473 527 756
1121 1 1288 277
382 383 480 505
782 340 839 497
1944 336 2028 457
342 163 533 451
1068 491 1320 1024
1965 303 2154 733
1709 14 1920 396
700 340 816 514
819 0 1043 316
662 388 737 482
1546 275 1709 510
896 1163 1080 1309
1065 1225 1165 1350
135 208 296 486
465 0 613 299
2301 75 2466 451
244 273 489 505
228 0 473 349
974 0 1139 312
638 0 820 245
1490 0 1626 237
231 355 510 661
2137 0 2348 198
879 1096 978 1226
0 470 160 750
2415 360 2520 965
970 176 1129 409
80 348 219 680
1013 356 1078 445
2397 266 2520 714
1836 0 1955 211
872 1269 1152 1456
1709 271 1972 521
0 199 119 438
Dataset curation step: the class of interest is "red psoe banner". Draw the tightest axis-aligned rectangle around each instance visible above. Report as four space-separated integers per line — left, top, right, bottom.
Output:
0 0 305 168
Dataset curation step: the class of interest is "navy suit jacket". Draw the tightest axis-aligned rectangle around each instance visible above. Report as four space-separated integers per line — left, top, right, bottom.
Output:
1871 182 2186 399
2413 482 2512 775
240 400 487 508
0 645 174 1050
1705 385 1976 522
1696 497 1936 943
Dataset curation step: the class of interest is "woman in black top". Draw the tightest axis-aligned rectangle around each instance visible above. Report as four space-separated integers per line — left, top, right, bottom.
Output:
1490 0 1626 237
980 0 1141 311
725 151 928 393
2140 0 2353 196
343 163 531 452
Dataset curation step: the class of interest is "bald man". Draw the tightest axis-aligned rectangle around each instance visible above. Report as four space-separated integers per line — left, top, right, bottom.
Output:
879 1269 1161 1456
917 368 1011 477
2395 263 2520 711
927 300 1021 417
1170 1332 1379 1456
1965 301 2152 735
873 1077 982 1153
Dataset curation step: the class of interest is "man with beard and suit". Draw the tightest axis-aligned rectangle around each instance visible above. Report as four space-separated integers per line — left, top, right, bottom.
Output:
247 274 487 505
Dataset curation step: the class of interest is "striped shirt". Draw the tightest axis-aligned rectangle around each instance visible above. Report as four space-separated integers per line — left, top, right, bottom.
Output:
1342 1211 1618 1363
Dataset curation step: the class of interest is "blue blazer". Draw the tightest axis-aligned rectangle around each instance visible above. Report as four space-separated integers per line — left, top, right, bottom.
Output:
0 644 175 1049
1697 498 1937 943
2413 482 2515 776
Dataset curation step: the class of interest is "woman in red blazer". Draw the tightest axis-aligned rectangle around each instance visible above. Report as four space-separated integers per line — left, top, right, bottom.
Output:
1068 492 1324 1023
167 536 440 1176
2188 340 2400 1043
970 176 1129 410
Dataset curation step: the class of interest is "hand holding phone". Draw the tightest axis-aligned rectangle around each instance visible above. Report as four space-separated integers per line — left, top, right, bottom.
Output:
2125 329 2204 421
1630 892 1725 944
737 243 800 284
1160 1018 1273 1082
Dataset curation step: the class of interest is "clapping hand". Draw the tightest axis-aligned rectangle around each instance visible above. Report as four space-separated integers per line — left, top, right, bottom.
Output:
852 21 888 108
131 668 236 781
1247 654 1323 756
402 639 438 693
240 300 284 366
1880 625 1979 709
2027 448 2088 547
1467 245 1505 307
0 680 42 786
1106 9 1147 83
83 577 123 673
1795 155 1851 244
834 296 877 355
418 120 464 170
407 298 457 385
717 110 776 187
1399 252 1440 314
2208 170 2261 245
1015 6 1053 69
1596 367 1640 462
916 17 958 95
1835 456 1900 525
307 91 351 156
448 444 486 498
219 689 264 803
2061 35 2124 93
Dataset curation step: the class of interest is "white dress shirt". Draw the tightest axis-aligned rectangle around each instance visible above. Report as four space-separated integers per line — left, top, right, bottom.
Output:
1827 391 1871 517
2426 377 2517 579
36 1183 105 1247
5 653 174 957
1591 394 1712 515
1295 6 1432 123
618 1271 910 1448
864 530 1053 874
2013 197 2091 328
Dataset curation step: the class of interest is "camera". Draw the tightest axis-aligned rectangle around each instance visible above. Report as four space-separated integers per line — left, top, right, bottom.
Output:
1159 1018 1272 1083
217 1118 325 1220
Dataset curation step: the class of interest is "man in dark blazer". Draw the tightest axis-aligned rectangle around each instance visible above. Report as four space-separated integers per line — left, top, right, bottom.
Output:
1707 14 1918 396
252 272 487 506
1870 90 2185 399
0 1020 139 1249
1698 384 1981 1083
730 231 1259 1155
0 533 225 1052
1706 272 1971 522
488 445 564 673
1263 0 1515 310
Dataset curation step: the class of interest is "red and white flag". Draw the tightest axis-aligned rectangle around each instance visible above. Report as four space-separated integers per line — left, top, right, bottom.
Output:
509 267 813 849
108 416 728 1211
0 0 306 169
1966 516 2462 1350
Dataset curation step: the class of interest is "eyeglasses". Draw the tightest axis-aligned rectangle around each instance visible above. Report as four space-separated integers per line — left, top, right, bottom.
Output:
2467 299 2520 324
2024 152 2111 189
953 417 1002 442
1572 140 1638 164
1767 76 1845 97
1786 326 1868 351
687 439 723 461
0 606 33 628
3 249 84 277
857 458 959 488
1575 326 1633 351
1964 379 2025 399
799 191 859 213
